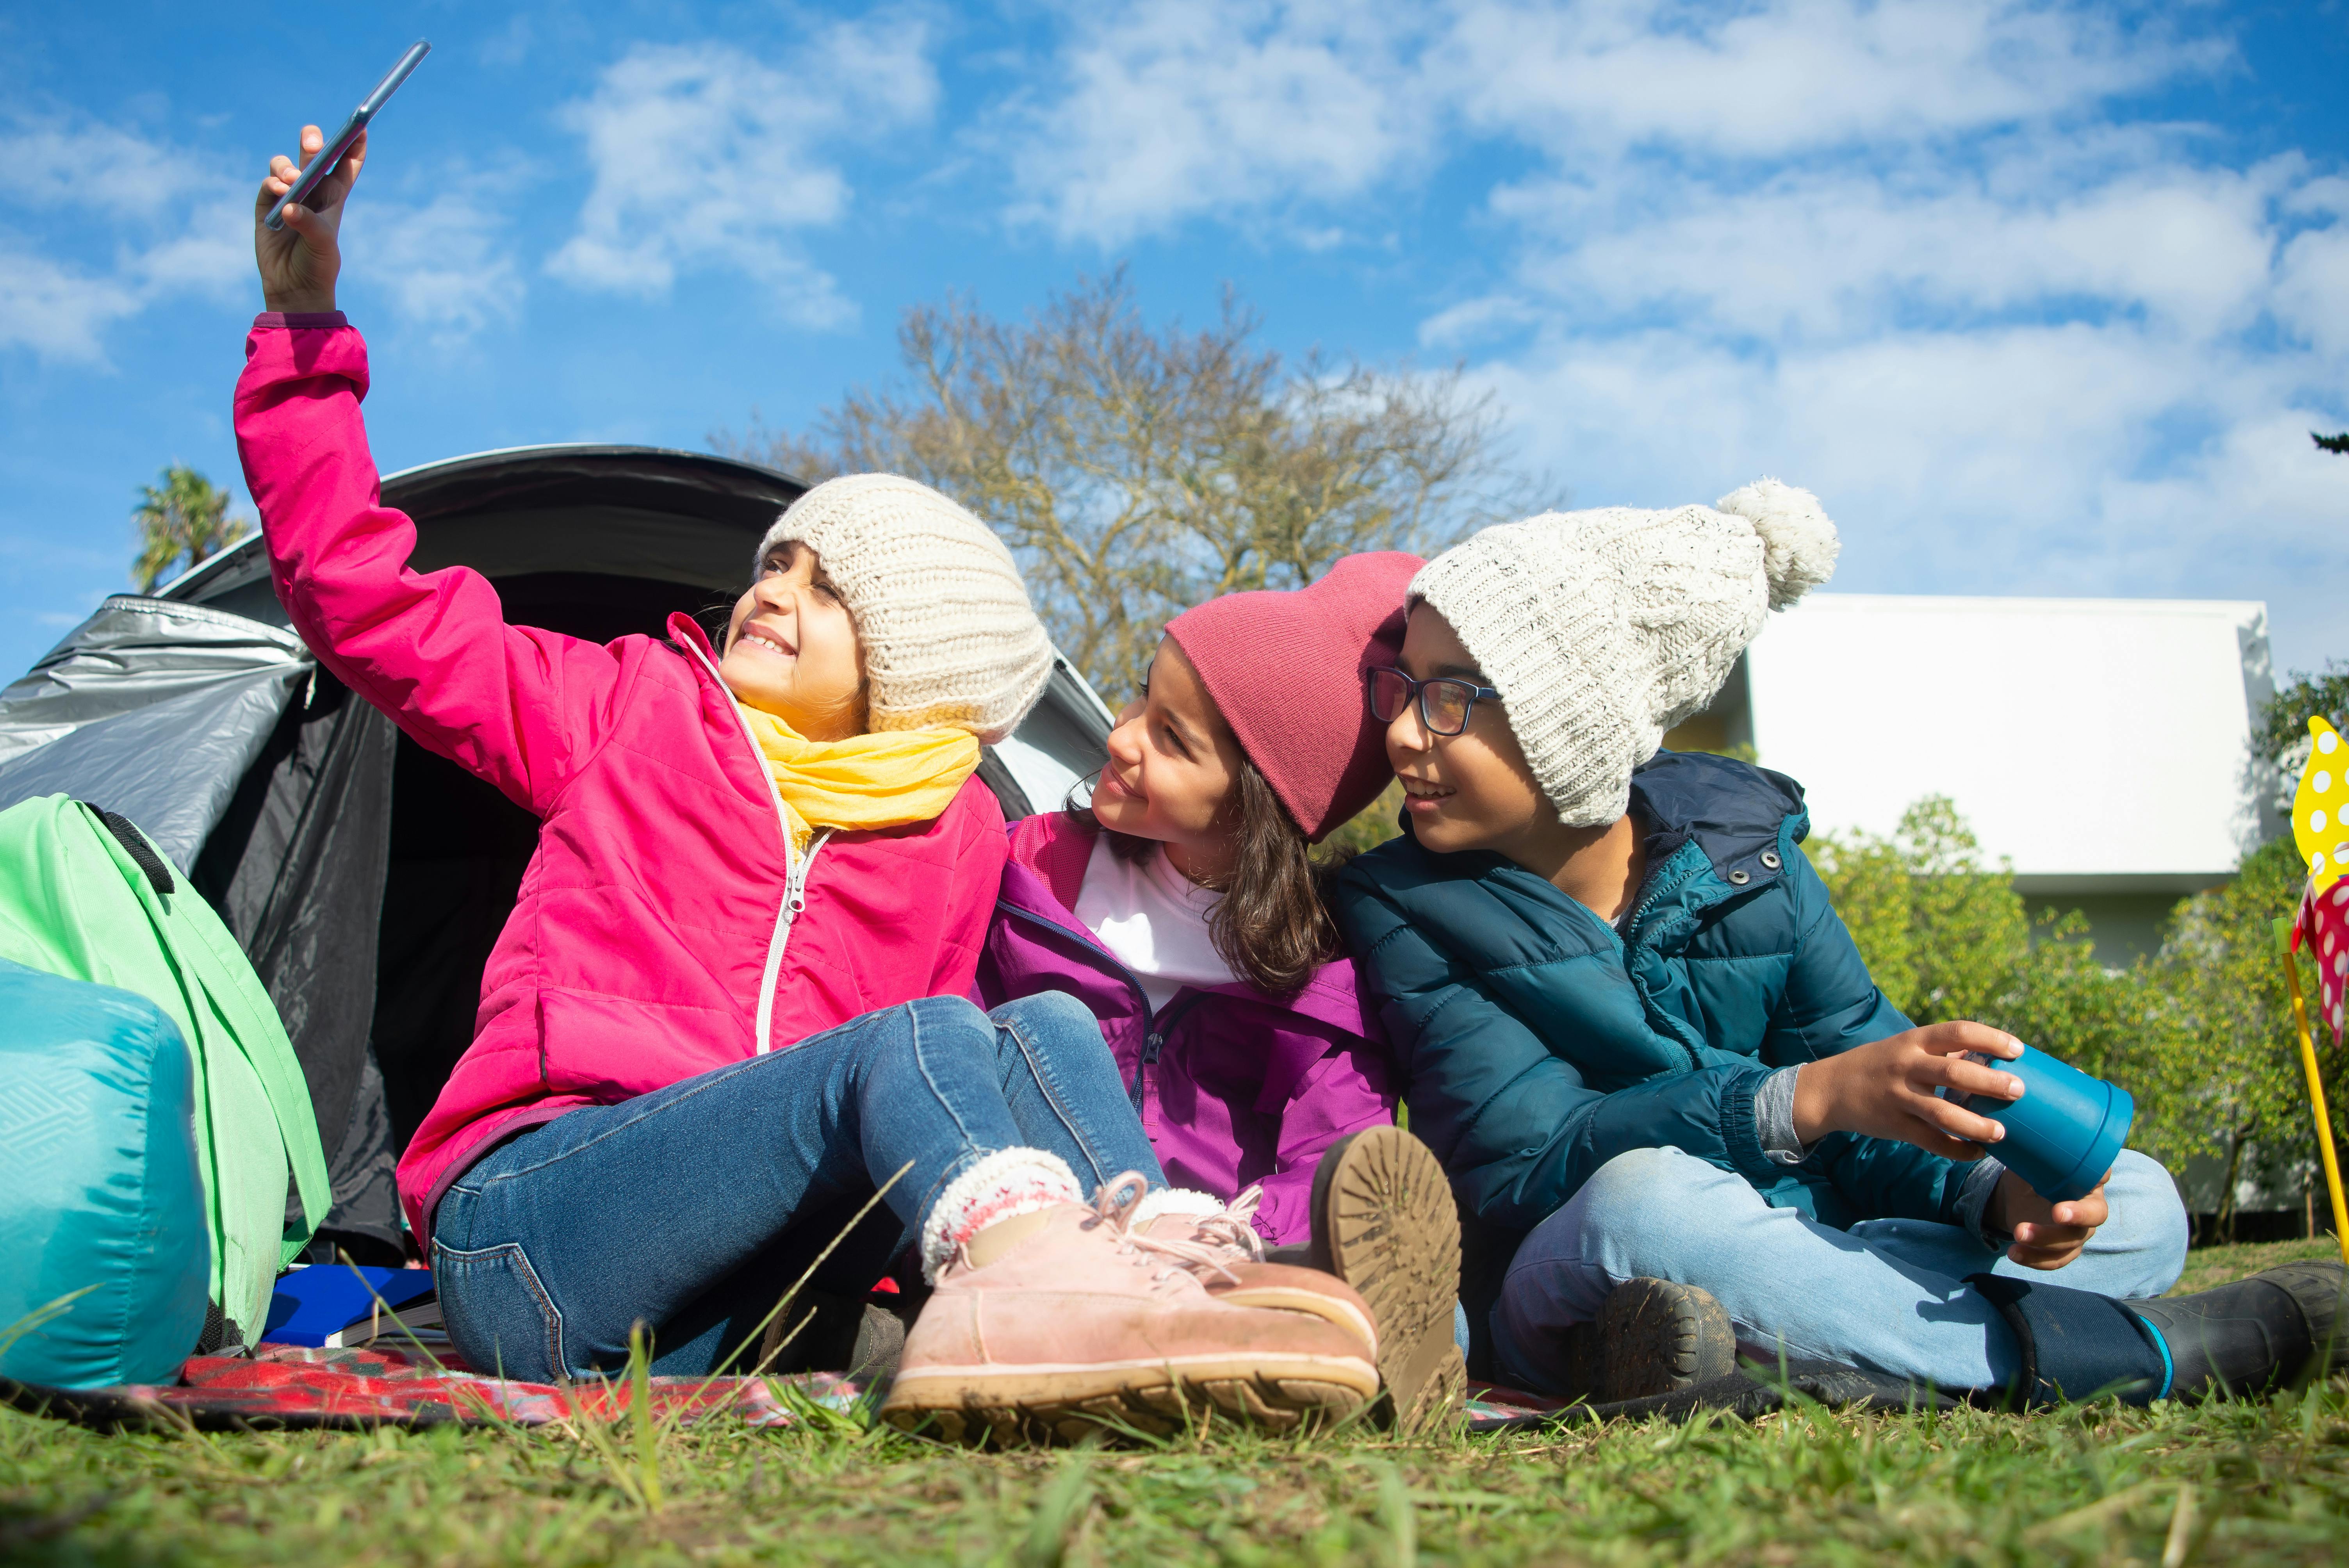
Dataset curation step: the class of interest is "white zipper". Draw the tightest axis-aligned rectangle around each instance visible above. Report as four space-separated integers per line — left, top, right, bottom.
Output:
683 636 816 1056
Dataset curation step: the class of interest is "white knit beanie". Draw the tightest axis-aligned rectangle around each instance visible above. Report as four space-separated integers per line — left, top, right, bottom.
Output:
756 474 1054 744
1409 478 1840 827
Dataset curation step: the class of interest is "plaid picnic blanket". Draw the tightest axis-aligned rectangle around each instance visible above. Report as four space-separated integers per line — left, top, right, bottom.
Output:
3 1345 1932 1434
0 1341 864 1432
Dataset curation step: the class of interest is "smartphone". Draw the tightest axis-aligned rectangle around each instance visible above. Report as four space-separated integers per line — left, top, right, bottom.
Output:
262 40 432 232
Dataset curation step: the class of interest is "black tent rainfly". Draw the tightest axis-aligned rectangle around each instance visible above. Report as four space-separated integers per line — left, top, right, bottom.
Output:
0 446 1115 1263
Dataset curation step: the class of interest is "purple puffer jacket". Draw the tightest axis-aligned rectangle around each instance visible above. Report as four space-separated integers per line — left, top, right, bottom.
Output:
975 813 1397 1245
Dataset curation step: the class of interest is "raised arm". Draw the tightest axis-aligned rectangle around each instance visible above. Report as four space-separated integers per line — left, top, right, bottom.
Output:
234 123 628 813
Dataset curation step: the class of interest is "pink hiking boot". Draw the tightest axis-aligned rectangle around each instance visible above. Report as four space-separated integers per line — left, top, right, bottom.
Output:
1138 1187 1381 1356
881 1174 1378 1445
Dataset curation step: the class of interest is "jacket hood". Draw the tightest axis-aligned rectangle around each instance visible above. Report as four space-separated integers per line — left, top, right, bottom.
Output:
1627 750 1809 901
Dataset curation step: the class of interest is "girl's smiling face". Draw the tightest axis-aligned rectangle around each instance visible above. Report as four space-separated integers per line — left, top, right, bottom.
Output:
720 542 868 740
1091 637 1245 880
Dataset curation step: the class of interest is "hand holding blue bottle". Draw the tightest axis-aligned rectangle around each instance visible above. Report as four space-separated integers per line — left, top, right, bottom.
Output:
1791 1020 2127 1269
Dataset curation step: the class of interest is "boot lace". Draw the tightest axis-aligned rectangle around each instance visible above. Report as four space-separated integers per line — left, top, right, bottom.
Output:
1191 1185 1268 1267
1089 1172 1228 1290
1114 1183 1270 1286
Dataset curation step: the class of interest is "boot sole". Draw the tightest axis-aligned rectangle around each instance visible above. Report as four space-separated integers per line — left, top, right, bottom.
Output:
1310 1126 1465 1434
1596 1278 1735 1402
877 1352 1377 1445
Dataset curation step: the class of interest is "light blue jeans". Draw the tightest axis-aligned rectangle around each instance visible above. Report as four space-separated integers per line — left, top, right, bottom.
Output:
1492 1146 2188 1395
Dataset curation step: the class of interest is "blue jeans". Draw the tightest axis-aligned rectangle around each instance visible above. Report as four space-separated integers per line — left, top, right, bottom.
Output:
430 992 1161 1381
1492 1146 2188 1395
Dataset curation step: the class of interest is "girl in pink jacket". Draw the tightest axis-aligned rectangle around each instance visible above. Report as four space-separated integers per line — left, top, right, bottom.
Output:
236 124 1375 1440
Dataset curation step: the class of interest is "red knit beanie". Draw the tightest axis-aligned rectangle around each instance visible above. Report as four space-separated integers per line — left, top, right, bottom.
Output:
1164 552 1423 842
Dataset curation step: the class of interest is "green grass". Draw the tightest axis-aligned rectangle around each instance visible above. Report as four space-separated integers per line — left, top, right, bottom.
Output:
4 1241 2345 1567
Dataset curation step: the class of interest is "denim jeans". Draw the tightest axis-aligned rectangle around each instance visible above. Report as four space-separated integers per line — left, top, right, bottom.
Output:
1492 1146 2189 1396
430 992 1161 1381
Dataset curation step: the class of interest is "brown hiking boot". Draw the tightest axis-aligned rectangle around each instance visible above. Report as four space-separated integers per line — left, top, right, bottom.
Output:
1140 1188 1380 1354
1308 1127 1467 1433
880 1174 1378 1445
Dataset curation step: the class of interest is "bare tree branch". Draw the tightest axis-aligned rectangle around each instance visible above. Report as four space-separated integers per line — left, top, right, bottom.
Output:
715 270 1549 701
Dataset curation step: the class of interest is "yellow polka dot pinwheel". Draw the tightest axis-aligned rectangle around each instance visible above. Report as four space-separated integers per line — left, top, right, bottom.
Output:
2285 715 2349 1262
2295 716 2348 896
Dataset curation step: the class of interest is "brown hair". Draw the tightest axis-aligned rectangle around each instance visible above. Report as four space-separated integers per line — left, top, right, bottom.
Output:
1068 760 1340 998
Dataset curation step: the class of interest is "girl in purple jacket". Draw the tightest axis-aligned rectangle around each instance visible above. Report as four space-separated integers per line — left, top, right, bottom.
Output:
975 554 1466 1427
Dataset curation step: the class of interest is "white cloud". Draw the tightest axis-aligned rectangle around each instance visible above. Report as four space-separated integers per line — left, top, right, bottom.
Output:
0 112 250 363
1490 148 2290 345
0 247 144 361
0 117 226 217
1003 0 1440 245
548 23 938 324
1005 0 2342 665
1435 0 2219 160
1002 0 2222 244
343 191 524 345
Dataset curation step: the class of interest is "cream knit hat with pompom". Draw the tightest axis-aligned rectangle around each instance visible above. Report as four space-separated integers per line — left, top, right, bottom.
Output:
1408 478 1839 827
757 474 1053 744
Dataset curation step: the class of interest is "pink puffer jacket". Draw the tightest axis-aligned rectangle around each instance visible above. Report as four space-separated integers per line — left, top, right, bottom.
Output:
234 316 1008 1241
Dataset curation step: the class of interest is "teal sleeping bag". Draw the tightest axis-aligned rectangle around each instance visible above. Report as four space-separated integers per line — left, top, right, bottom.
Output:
0 957 208 1388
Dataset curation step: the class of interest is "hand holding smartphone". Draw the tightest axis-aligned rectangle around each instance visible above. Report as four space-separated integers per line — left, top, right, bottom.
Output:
263 41 430 232
253 41 429 314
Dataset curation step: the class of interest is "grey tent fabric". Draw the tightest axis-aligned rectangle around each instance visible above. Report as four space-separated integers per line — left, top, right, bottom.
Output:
194 673 402 1259
0 597 312 870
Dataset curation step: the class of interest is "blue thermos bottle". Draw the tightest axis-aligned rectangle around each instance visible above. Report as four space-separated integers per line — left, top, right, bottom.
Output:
1954 1043 2135 1203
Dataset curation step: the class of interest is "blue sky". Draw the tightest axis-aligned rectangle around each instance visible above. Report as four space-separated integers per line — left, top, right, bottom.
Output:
2 0 2343 687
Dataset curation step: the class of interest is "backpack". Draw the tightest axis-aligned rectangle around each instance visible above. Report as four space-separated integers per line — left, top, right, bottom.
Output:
0 794 329 1348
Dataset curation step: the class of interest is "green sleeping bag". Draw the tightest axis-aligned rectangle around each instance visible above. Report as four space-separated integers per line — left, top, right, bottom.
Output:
0 795 329 1348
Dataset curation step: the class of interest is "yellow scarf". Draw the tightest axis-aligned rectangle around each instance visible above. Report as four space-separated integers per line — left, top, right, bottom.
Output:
736 704 981 854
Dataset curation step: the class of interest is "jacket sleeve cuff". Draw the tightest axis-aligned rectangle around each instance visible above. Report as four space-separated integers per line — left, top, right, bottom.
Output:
1956 1156 2010 1249
253 311 350 330
1718 1066 1785 1187
1755 1066 1808 1165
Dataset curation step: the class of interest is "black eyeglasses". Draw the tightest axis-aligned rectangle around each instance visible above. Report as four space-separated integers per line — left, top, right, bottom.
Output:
1367 666 1503 737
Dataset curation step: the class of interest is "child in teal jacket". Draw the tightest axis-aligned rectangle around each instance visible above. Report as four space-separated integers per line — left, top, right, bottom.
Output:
1333 482 2341 1407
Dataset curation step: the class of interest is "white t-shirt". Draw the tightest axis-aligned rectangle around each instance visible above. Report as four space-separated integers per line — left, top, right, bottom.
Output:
1072 834 1237 1014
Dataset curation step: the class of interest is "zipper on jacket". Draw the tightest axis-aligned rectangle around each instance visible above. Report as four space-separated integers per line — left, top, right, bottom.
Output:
1134 991 1205 1114
995 898 1193 1110
681 636 808 1056
1621 848 1713 1074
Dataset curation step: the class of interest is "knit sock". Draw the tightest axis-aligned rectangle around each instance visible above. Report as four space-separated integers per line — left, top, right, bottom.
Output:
920 1148 1083 1282
1131 1187 1225 1227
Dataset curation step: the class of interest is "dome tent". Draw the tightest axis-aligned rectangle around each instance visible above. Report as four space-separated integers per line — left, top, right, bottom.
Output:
0 446 1114 1262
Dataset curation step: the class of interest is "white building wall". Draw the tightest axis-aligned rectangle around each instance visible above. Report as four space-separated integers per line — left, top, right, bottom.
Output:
1741 595 2275 891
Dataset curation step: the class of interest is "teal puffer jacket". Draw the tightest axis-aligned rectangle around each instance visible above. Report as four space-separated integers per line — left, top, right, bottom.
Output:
1333 751 1971 1240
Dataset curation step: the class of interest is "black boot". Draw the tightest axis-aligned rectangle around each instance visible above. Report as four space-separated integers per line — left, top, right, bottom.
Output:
1969 1273 2169 1406
1556 1278 1737 1403
2121 1262 2347 1402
